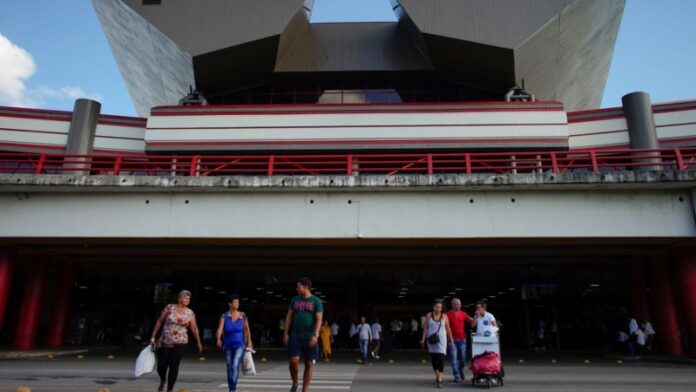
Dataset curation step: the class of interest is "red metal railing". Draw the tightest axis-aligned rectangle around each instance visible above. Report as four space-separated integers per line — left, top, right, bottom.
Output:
0 148 695 177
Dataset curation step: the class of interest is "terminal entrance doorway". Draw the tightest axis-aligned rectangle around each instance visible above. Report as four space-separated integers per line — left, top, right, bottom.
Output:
2 237 668 353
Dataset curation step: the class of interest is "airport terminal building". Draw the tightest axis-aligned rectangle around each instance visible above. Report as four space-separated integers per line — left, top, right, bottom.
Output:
1 0 696 357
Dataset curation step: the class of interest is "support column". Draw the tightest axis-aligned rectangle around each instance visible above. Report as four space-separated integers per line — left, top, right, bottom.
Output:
622 92 661 170
0 247 17 332
47 263 75 348
64 99 101 174
626 262 650 322
647 256 683 356
673 248 696 357
14 257 49 350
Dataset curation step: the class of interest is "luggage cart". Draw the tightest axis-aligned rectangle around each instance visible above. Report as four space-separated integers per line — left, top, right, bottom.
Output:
470 333 504 388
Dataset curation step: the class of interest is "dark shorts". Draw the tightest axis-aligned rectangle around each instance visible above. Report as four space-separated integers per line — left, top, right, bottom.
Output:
288 335 319 361
372 339 381 349
430 353 445 372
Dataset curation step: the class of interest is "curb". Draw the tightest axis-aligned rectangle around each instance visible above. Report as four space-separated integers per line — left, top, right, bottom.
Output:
0 349 89 360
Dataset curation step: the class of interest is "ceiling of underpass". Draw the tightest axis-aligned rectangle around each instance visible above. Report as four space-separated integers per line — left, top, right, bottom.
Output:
2 237 694 268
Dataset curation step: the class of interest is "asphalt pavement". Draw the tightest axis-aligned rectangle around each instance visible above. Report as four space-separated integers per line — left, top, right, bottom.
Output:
1 349 695 392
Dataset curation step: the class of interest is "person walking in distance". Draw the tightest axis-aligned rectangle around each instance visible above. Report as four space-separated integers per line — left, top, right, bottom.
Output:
330 320 340 348
319 320 333 361
446 298 473 383
283 277 323 392
348 320 358 350
643 320 656 352
150 290 203 392
216 294 253 392
356 316 372 364
421 299 454 389
370 319 383 359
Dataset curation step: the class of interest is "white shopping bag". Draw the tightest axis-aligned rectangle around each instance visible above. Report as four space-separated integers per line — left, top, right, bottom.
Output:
242 349 256 376
134 345 156 377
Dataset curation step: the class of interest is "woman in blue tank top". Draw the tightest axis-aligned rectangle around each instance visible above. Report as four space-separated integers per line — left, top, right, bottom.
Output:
216 294 252 392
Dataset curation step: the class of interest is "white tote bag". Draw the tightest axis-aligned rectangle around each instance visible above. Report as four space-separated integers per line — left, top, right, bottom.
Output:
242 349 256 376
134 346 157 377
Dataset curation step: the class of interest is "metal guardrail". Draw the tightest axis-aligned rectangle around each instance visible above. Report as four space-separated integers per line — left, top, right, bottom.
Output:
0 148 695 177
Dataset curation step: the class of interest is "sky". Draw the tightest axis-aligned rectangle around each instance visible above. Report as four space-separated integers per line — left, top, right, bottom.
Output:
0 0 695 117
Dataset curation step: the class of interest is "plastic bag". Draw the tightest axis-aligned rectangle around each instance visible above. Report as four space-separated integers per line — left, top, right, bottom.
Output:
134 345 157 377
470 351 501 375
242 349 256 376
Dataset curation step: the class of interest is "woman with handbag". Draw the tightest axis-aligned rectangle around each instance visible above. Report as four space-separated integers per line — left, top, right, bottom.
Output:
216 294 253 392
421 299 454 388
150 290 203 392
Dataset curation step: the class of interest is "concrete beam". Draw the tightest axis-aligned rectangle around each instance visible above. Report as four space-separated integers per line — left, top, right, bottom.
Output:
1 171 695 194
0 188 693 239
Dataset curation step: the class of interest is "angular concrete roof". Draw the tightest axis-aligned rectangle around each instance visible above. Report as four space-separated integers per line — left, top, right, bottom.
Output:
94 0 625 115
120 0 313 56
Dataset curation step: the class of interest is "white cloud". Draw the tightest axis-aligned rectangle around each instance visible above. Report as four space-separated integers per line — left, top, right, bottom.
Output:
35 86 103 103
0 33 103 108
0 33 37 106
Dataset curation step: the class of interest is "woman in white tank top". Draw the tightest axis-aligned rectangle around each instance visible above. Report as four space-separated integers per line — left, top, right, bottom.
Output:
421 299 454 388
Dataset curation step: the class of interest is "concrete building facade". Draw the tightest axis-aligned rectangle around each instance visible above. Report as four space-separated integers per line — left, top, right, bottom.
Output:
1 0 696 358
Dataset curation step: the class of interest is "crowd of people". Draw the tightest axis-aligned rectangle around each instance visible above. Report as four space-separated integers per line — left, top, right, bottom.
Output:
147 279 501 392
618 315 656 357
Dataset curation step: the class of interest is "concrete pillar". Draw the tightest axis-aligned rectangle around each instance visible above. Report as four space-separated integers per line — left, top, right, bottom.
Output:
673 248 696 357
0 247 17 332
64 99 101 174
646 256 683 356
46 263 75 348
621 92 661 170
626 262 650 322
14 256 49 350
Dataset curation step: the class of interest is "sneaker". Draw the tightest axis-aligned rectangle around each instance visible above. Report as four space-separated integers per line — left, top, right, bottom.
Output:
370 352 376 358
375 355 380 359
289 385 298 392
453 377 459 384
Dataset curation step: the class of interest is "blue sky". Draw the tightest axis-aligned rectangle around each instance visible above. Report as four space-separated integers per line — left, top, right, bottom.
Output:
0 0 695 117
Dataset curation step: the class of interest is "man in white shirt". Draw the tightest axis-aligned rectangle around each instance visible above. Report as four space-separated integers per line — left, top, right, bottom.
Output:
636 328 646 348
643 320 655 351
357 317 372 364
628 317 639 356
370 320 383 359
391 319 402 349
473 302 497 336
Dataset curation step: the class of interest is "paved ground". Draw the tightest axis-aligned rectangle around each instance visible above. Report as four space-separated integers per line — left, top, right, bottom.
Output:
1 349 695 392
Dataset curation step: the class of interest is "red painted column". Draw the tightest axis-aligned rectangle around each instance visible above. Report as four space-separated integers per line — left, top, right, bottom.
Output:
47 263 75 348
626 262 650 322
673 248 696 357
14 257 49 350
0 247 17 332
647 256 683 356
